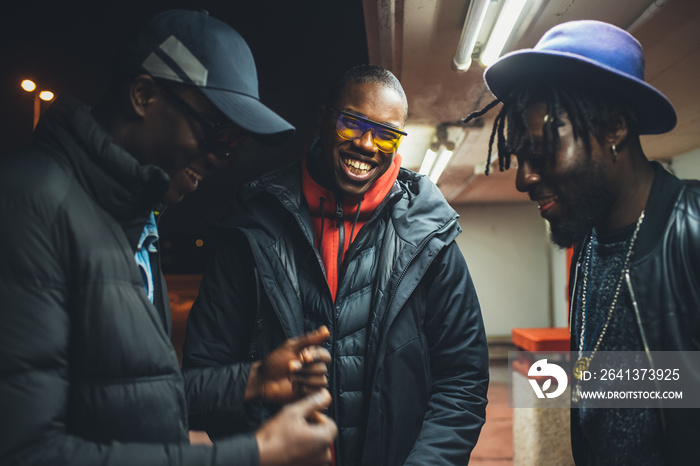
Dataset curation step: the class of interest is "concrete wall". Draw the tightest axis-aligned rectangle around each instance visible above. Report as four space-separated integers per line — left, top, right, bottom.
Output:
670 148 700 179
454 203 567 337
453 150 700 339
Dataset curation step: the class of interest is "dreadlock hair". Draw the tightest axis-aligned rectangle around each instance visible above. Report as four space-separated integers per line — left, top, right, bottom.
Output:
463 83 641 175
327 64 408 119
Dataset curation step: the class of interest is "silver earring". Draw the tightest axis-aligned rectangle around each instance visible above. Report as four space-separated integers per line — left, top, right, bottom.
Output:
611 143 618 161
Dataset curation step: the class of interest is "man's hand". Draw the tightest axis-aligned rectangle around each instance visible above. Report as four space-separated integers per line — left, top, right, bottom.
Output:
188 430 212 446
246 326 331 403
256 389 337 466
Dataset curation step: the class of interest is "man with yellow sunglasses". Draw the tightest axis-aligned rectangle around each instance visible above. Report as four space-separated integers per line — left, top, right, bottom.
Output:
184 64 489 466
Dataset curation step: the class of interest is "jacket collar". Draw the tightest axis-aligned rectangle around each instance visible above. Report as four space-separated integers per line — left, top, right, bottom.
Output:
234 142 460 245
633 161 685 260
573 162 685 266
391 168 461 246
34 96 170 248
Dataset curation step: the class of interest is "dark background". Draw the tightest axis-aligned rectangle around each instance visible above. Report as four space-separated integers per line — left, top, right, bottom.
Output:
0 0 368 273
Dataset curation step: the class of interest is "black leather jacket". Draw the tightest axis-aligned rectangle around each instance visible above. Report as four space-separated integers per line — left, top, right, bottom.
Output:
569 163 700 465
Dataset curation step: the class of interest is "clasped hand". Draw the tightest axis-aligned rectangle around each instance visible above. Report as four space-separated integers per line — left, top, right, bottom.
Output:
246 326 331 404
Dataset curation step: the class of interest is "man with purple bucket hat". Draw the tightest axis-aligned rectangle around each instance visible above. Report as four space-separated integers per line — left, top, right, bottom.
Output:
465 19 698 465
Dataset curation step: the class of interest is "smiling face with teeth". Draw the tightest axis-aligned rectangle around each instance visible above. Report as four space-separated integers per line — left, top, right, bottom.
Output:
320 81 407 197
514 102 616 247
144 81 231 204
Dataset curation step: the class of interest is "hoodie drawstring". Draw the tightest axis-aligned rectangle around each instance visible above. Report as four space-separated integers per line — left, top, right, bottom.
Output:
349 197 363 245
318 195 364 254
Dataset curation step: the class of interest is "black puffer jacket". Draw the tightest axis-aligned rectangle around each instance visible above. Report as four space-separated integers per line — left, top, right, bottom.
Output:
0 97 257 465
184 161 489 465
569 163 700 465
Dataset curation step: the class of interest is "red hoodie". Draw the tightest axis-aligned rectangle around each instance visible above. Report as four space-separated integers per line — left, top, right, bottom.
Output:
302 152 402 301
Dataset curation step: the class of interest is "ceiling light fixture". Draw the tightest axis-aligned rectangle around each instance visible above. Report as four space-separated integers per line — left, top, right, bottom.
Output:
479 0 531 67
420 125 456 184
419 148 439 176
453 0 541 71
429 148 455 184
452 0 491 71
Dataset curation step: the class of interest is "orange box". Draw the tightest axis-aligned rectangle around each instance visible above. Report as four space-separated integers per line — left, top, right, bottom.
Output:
511 327 570 353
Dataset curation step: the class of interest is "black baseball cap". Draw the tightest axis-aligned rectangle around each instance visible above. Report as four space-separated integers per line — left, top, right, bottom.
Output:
117 9 294 145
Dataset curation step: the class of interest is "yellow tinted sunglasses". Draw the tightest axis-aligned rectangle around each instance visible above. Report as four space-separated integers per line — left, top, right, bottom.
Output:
330 108 407 153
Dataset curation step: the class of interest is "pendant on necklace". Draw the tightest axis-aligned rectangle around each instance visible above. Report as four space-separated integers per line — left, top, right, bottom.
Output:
573 357 589 380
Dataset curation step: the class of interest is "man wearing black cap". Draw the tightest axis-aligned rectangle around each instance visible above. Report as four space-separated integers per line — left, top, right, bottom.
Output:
183 64 489 466
466 19 699 465
0 9 336 466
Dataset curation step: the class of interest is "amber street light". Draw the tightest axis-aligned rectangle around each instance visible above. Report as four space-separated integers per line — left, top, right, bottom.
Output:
21 79 55 130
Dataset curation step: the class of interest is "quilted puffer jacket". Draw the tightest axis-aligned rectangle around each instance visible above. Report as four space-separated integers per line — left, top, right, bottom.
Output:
184 155 490 466
0 97 257 465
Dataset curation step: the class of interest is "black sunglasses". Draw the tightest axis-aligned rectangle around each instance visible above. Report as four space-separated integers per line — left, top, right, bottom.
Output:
158 82 247 158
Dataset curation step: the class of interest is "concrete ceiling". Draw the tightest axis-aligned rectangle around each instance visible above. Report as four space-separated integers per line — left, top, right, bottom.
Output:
363 0 700 204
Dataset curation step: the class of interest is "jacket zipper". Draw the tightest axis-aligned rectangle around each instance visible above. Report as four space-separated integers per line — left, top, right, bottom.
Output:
332 198 344 464
371 218 457 355
568 256 581 331
625 272 666 432
335 198 344 276
337 185 402 285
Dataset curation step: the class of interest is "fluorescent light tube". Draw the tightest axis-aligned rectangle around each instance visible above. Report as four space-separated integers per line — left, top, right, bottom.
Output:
480 0 529 67
453 0 491 71
419 148 438 175
429 149 454 184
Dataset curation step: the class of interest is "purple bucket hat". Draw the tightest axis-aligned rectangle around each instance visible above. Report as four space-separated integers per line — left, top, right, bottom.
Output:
484 20 676 135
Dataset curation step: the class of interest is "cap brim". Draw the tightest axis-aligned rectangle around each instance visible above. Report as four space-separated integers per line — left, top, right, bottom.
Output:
484 50 677 135
200 87 295 146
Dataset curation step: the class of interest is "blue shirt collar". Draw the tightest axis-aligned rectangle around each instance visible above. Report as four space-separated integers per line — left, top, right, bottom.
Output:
137 211 159 253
